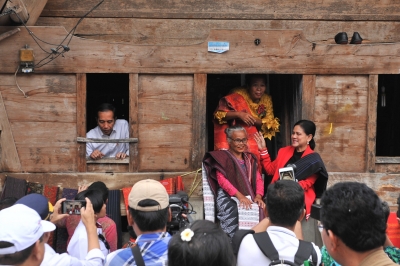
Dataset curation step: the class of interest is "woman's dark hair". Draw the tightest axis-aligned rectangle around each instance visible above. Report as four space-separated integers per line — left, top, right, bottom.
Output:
168 220 236 266
75 189 104 214
294 120 316 150
245 74 267 88
88 181 109 203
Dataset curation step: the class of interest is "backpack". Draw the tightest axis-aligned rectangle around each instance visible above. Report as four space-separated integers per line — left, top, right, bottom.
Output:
232 230 318 266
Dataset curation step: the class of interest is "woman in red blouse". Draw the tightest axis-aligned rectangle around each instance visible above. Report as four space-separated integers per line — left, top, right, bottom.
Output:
254 120 328 220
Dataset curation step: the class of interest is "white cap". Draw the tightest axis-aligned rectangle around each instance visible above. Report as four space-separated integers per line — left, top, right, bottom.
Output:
0 204 56 255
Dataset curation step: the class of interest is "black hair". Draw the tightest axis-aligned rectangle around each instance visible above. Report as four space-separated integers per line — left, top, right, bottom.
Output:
266 180 305 227
96 103 116 119
88 181 109 203
245 74 267 88
0 235 43 265
75 189 104 214
320 182 386 252
294 120 316 150
0 197 17 211
129 199 169 232
381 200 390 223
168 220 236 266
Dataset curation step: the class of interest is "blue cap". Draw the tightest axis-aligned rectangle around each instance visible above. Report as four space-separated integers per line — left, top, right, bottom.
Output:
15 193 53 220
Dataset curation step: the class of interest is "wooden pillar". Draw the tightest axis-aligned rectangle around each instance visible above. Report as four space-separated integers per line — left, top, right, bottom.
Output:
301 75 316 121
366 75 378 172
192 74 207 169
129 73 139 172
76 73 87 172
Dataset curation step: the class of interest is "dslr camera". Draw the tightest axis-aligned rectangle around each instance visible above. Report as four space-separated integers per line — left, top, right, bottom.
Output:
166 191 194 235
278 165 296 181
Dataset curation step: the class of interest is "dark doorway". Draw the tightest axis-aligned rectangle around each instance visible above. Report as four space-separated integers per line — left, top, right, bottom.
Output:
377 75 400 156
86 74 129 132
206 74 302 159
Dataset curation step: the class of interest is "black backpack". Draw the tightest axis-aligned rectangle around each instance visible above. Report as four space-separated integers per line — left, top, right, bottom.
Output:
232 230 318 266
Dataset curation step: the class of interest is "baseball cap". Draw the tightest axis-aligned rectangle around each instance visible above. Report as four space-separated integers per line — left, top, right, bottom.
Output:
128 179 169 211
0 204 55 255
16 193 54 220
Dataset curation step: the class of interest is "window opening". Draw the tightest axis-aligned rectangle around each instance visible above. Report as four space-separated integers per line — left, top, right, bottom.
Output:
376 75 400 156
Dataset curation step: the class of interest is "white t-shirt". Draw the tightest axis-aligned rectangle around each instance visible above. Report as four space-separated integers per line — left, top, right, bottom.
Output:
67 221 109 260
86 119 129 157
237 226 321 266
42 243 104 266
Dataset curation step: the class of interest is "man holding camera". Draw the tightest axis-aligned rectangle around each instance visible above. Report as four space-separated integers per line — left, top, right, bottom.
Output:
105 179 172 266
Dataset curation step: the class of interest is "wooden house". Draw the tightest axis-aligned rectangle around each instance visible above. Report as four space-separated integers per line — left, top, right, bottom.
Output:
0 0 399 213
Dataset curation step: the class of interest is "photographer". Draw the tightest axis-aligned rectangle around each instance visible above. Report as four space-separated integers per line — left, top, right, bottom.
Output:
105 179 172 266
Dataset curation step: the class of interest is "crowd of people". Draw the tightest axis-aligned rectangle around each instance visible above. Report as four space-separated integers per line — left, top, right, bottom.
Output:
0 75 399 266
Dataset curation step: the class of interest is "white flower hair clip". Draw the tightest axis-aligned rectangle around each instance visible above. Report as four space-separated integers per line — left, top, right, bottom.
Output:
180 228 194 242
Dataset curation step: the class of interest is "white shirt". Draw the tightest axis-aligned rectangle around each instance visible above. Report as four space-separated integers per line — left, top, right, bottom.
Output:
86 119 129 157
67 221 109 260
237 226 321 266
42 243 104 266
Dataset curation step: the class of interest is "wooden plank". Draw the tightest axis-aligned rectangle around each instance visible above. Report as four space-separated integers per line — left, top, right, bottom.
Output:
314 75 368 123
138 124 192 148
10 121 77 172
40 0 400 21
4 27 400 74
87 163 129 173
129 73 139 172
0 92 22 172
138 75 193 124
375 164 400 173
35 18 400 45
86 158 129 164
0 74 76 122
366 75 378 172
77 137 138 143
302 75 315 121
316 122 366 172
192 74 207 169
24 0 49 26
376 157 400 164
76 73 86 172
139 147 191 171
0 28 20 42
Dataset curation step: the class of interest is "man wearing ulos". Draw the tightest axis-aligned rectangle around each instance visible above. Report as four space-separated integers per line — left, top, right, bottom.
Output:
86 103 129 160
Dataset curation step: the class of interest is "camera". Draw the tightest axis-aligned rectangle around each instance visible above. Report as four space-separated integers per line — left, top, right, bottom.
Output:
61 200 86 215
278 166 295 181
166 191 194 235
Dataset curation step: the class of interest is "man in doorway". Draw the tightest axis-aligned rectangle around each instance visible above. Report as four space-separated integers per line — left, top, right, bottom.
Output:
86 103 129 160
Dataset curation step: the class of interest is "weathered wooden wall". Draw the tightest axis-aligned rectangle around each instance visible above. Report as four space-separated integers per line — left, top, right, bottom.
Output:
0 74 77 172
138 75 193 171
314 75 368 172
3 27 400 74
39 0 400 21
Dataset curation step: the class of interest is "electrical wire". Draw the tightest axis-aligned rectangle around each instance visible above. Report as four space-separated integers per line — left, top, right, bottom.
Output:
10 0 105 68
14 65 27 98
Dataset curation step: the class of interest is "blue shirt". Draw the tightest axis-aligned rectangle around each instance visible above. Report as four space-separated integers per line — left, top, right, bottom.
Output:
105 232 171 266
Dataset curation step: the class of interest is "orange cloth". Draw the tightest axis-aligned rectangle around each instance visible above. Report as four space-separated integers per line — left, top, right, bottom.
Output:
387 212 400 248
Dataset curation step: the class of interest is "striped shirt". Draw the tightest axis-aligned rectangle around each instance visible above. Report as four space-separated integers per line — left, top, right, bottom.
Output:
105 232 171 266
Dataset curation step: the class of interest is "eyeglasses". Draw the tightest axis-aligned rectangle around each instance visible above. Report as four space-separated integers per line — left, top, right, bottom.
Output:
98 233 110 250
229 138 248 144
